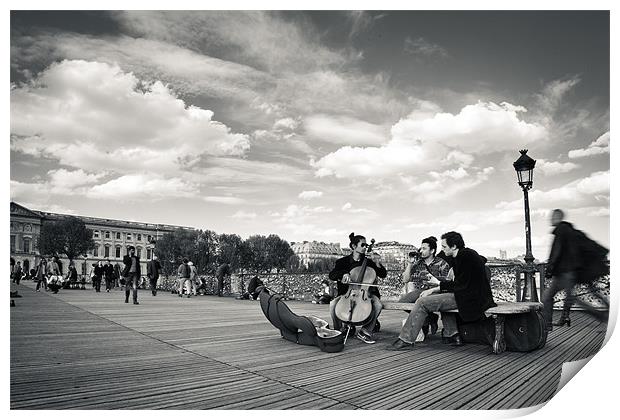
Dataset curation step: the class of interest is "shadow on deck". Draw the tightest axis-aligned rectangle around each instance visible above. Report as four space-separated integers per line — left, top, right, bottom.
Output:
10 282 607 410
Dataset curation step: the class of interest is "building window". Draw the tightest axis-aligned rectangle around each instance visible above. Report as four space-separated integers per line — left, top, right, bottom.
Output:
136 247 142 258
116 232 121 240
105 231 110 239
94 246 99 257
137 234 142 241
147 248 152 260
23 238 31 254
104 245 110 258
126 233 132 241
115 246 121 258
147 235 152 242
10 235 15 253
94 230 100 238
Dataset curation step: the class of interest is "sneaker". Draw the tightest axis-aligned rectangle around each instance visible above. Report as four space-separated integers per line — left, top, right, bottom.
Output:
355 331 376 344
133 301 139 305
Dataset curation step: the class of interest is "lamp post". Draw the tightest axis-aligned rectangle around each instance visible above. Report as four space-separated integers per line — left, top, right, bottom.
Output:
513 149 539 302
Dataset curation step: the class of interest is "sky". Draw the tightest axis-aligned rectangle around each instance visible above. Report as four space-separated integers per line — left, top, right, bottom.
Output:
9 10 610 260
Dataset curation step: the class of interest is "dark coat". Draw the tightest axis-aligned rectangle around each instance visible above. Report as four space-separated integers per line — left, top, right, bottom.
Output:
547 221 582 276
122 255 141 277
439 248 496 322
329 254 387 298
147 260 161 280
103 263 115 278
93 265 105 279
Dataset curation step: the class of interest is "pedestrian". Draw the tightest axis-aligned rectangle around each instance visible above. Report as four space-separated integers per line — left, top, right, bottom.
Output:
103 259 115 292
35 258 48 292
12 261 23 285
122 246 141 305
177 258 191 298
542 209 609 330
188 261 198 296
215 263 230 297
93 261 104 292
47 256 63 294
147 256 161 296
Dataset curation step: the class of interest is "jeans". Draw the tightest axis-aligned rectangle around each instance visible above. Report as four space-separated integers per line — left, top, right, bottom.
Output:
399 293 459 344
149 277 158 295
105 276 114 291
125 273 140 303
399 289 439 329
36 276 47 291
178 277 194 295
330 294 382 335
542 272 576 326
93 277 102 292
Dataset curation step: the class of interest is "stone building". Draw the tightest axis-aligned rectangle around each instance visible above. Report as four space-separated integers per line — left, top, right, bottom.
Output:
289 241 346 269
10 201 192 278
372 241 418 269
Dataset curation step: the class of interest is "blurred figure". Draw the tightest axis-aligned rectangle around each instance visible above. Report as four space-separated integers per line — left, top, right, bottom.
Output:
187 261 198 297
122 246 141 304
12 261 23 285
35 258 48 292
147 256 161 296
215 263 231 297
93 261 104 293
239 276 264 300
103 259 115 292
312 279 334 304
542 209 609 331
177 258 191 298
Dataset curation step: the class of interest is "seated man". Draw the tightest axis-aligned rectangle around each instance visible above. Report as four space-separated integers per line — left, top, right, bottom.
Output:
399 236 451 337
328 232 386 344
388 231 496 351
313 279 334 304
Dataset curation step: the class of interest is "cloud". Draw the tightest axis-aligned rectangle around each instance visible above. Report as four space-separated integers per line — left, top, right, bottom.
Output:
203 196 246 205
298 190 323 200
11 60 250 177
87 174 199 200
497 170 610 210
231 210 257 220
404 37 448 58
536 76 581 114
304 114 387 146
537 159 580 176
313 101 546 181
568 131 610 158
405 167 495 202
47 169 106 192
341 202 375 214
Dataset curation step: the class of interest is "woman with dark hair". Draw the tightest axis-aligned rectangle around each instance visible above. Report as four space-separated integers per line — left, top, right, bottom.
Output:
328 232 387 344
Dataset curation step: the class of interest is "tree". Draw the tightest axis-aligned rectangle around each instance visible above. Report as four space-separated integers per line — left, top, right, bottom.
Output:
244 234 294 273
38 217 95 265
192 230 219 274
217 233 246 271
153 229 199 275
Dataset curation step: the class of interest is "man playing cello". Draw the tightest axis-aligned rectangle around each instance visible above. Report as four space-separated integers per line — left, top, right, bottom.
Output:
328 232 387 344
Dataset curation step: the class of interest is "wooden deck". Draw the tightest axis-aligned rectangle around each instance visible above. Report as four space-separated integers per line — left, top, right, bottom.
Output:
10 281 607 410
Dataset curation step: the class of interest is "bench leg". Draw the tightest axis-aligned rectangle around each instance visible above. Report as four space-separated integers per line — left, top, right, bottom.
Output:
492 314 506 354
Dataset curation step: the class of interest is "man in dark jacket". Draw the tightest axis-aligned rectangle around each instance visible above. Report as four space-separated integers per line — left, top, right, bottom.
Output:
103 259 115 292
542 209 607 330
389 231 496 350
122 246 141 304
147 256 161 296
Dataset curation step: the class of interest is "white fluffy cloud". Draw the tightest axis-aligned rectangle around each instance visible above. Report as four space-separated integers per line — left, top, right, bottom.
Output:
313 101 546 180
231 210 258 220
304 114 387 146
568 131 610 158
298 190 323 200
537 159 580 176
10 60 250 176
497 170 610 210
87 174 198 200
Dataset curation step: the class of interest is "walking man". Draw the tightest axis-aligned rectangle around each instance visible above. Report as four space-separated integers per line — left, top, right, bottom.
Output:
122 246 141 305
177 258 191 298
147 256 162 296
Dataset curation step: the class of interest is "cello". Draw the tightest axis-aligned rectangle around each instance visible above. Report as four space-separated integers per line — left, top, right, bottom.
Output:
334 239 382 342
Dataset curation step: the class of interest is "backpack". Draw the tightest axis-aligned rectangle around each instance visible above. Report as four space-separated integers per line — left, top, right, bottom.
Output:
573 229 609 284
178 263 189 278
458 310 547 352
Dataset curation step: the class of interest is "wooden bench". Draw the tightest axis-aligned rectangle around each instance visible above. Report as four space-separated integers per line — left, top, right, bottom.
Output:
382 301 543 354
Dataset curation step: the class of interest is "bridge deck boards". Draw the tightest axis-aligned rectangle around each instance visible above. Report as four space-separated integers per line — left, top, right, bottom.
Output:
10 282 606 410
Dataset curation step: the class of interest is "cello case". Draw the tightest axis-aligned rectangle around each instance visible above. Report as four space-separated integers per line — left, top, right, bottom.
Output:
258 286 344 353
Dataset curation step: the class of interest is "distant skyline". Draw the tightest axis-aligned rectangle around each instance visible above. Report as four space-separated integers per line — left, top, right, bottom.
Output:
10 10 610 259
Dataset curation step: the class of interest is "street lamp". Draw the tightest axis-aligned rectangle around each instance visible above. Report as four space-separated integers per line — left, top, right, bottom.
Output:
512 149 538 302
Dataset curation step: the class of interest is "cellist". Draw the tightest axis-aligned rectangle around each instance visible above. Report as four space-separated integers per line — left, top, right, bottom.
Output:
328 232 387 344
